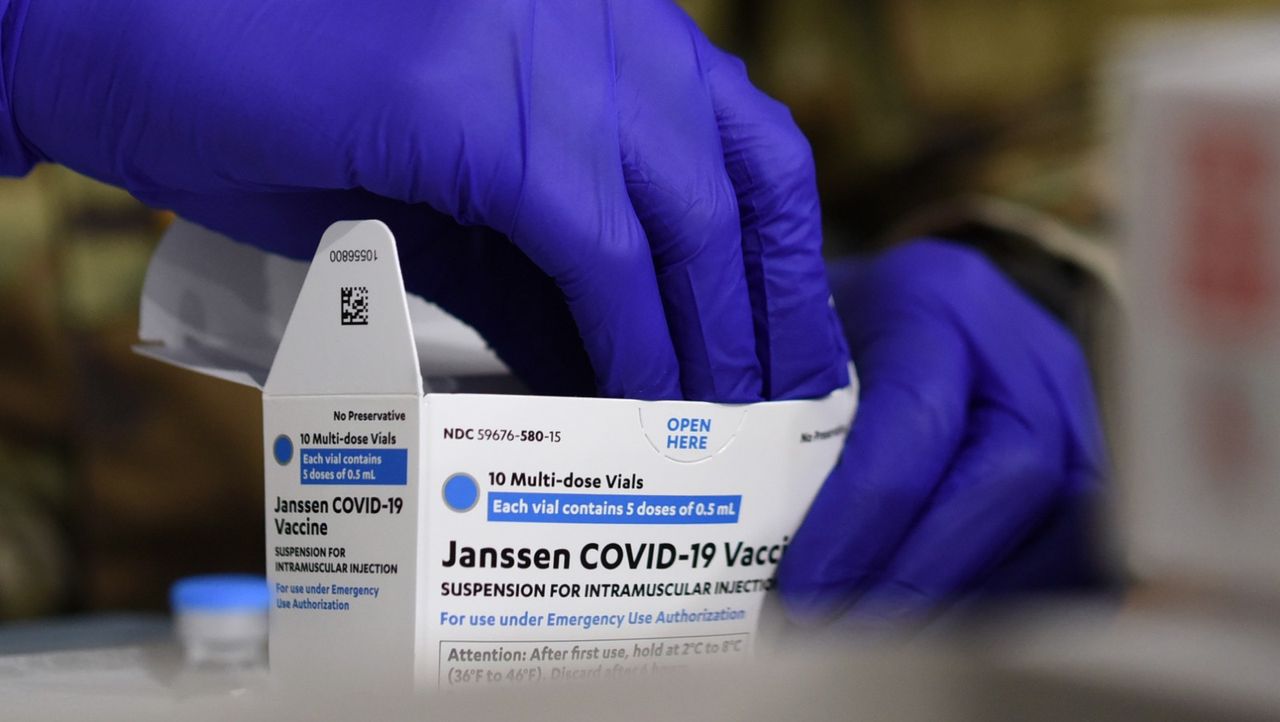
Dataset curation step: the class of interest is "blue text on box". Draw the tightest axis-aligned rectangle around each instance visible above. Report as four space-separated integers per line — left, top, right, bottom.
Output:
487 492 740 524
300 448 407 485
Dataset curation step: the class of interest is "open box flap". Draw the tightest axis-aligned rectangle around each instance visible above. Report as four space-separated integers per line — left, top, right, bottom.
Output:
136 219 508 391
265 219 421 396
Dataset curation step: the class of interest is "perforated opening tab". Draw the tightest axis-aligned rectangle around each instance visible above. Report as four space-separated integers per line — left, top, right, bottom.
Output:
637 402 748 463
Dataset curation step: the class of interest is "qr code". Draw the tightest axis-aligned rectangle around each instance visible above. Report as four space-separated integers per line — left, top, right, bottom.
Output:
340 286 369 325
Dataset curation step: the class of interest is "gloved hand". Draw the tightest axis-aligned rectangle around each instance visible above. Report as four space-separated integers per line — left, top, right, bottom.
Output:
778 240 1108 628
0 0 849 402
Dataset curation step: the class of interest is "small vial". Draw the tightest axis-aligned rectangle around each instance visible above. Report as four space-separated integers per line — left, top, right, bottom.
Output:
170 574 270 667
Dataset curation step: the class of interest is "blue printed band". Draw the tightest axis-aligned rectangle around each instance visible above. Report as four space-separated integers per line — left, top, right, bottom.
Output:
300 448 407 485
487 492 740 524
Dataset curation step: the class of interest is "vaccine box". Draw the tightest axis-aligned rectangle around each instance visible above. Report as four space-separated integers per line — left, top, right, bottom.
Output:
1113 20 1280 599
136 219 857 690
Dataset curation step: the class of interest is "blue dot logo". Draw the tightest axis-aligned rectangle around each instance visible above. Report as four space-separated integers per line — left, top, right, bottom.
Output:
442 473 479 512
273 435 293 466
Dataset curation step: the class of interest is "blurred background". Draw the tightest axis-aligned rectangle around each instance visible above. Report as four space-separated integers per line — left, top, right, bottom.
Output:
0 0 1275 623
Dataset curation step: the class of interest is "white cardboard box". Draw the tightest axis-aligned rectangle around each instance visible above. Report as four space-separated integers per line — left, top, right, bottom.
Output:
136 219 856 690
1114 20 1280 597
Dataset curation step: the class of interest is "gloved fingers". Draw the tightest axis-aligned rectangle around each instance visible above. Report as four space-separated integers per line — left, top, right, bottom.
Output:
970 468 1110 596
1028 310 1109 485
872 241 1068 430
613 2 761 402
971 324 1110 595
829 240 1089 624
17 0 684 400
702 43 849 400
840 403 1065 627
141 188 595 396
499 6 683 400
775 312 973 621
913 240 1107 490
950 248 1107 490
397 218 596 398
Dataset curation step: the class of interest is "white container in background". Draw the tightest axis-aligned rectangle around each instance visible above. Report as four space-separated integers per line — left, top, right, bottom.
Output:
1113 19 1280 599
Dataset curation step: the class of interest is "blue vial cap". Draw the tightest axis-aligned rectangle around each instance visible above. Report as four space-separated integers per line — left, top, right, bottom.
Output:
170 574 270 613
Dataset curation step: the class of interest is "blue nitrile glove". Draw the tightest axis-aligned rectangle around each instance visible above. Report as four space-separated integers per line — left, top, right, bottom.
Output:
0 0 849 402
778 240 1108 628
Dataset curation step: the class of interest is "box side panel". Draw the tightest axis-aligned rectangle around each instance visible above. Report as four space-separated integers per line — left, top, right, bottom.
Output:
264 393 420 691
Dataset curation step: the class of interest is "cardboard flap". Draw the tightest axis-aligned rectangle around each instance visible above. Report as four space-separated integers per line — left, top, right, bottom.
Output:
136 219 509 391
134 343 269 389
265 220 422 396
137 219 303 389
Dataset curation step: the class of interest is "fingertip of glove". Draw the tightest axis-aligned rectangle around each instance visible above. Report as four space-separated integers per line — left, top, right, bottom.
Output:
774 559 855 626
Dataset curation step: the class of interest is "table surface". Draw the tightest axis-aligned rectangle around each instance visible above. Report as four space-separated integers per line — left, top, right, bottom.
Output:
2 606 1278 722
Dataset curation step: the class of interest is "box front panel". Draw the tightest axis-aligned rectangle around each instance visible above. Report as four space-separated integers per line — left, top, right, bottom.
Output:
417 391 854 689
